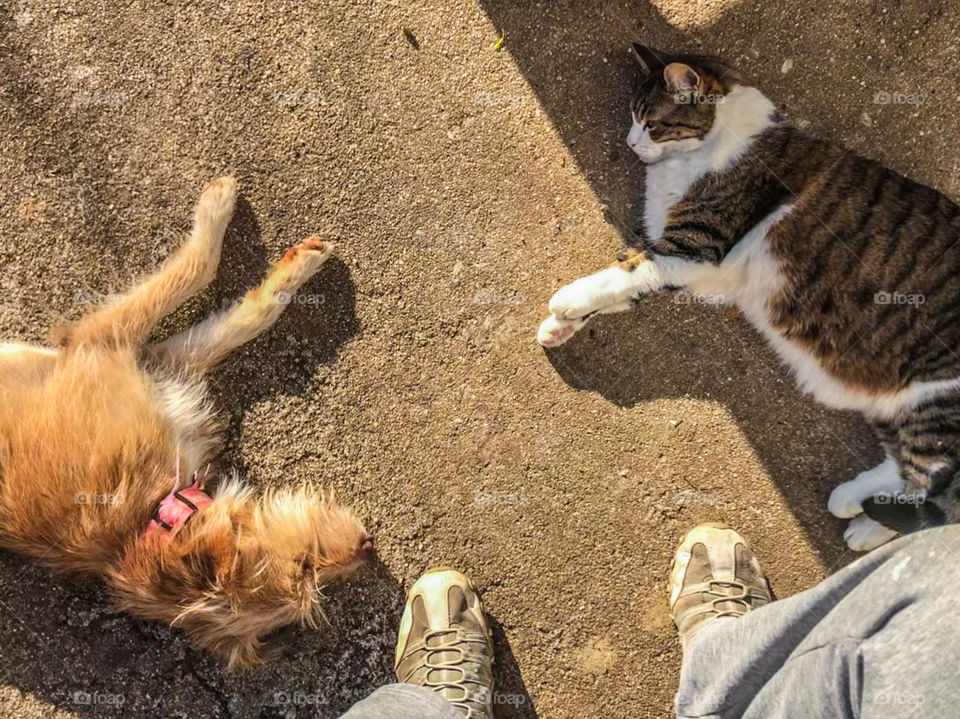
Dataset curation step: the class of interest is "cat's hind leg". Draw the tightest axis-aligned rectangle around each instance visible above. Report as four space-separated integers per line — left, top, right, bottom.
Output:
828 456 905 519
830 456 905 550
843 515 898 552
148 238 334 374
538 250 665 347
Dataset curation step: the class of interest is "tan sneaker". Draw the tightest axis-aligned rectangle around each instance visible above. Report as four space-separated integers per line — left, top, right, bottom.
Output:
669 523 772 646
395 567 494 719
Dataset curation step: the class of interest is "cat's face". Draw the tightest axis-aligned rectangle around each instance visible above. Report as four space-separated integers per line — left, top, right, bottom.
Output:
627 45 741 163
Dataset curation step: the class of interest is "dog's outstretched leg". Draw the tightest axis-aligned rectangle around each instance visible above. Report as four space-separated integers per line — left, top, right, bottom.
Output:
148 238 334 374
60 177 236 349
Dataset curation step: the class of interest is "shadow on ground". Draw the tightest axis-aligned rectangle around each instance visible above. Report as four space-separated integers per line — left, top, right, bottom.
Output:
490 618 538 719
0 552 402 718
0 552 536 719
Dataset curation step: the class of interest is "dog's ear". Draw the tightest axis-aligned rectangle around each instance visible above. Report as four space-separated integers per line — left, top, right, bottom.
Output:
632 43 667 76
862 496 944 534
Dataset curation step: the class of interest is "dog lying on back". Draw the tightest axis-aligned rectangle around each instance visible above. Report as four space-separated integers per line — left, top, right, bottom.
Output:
0 177 373 667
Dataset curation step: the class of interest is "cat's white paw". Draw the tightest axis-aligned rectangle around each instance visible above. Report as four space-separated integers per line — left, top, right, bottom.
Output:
537 314 585 347
828 458 904 519
843 515 898 552
828 481 868 518
548 267 637 320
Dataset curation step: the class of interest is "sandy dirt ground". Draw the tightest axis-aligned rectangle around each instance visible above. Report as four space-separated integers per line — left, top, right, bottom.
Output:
1 1 958 717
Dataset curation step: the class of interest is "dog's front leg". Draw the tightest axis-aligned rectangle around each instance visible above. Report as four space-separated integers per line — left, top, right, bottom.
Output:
537 249 666 347
148 238 334 373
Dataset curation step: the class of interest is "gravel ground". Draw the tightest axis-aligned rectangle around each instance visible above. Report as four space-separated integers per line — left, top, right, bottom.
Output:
1 1 958 717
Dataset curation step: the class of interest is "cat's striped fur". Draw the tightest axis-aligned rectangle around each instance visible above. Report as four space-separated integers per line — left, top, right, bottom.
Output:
538 45 960 550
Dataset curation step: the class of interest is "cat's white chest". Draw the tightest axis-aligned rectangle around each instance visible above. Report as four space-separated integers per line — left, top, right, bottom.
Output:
643 155 711 242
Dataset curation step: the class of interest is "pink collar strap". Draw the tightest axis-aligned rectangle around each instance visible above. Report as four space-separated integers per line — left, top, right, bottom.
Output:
145 482 213 536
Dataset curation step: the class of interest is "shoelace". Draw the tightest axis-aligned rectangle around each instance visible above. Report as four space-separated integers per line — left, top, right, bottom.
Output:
399 628 493 717
703 579 754 616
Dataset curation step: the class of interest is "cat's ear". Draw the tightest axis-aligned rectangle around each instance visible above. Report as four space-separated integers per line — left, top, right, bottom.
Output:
632 43 667 75
664 62 701 93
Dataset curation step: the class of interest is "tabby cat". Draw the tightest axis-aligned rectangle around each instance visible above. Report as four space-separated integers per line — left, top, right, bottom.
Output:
538 44 960 551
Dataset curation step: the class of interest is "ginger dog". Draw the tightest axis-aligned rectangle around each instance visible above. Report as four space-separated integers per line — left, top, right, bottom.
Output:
0 177 373 667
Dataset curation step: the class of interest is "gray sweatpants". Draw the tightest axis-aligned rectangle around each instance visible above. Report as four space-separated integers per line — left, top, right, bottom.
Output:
340 526 958 719
340 683 461 719
677 525 958 718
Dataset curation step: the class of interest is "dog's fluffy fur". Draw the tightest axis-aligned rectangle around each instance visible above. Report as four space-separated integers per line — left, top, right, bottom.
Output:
0 177 371 667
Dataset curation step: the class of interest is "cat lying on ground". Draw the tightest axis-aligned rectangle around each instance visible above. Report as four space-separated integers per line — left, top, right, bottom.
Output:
539 45 960 551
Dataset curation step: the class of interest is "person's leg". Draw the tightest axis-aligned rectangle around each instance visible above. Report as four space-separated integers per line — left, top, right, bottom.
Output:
340 567 494 719
339 684 462 719
671 524 960 719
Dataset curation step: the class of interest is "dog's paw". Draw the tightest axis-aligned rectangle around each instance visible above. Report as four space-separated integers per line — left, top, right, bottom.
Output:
548 267 636 320
843 515 898 552
293 236 335 262
197 176 237 225
275 237 335 288
537 314 585 347
828 481 867 518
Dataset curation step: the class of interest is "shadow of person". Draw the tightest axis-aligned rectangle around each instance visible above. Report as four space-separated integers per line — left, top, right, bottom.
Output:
253 558 409 718
489 616 539 719
0 549 405 718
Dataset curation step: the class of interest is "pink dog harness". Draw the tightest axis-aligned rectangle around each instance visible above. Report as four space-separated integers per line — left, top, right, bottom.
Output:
145 480 212 536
